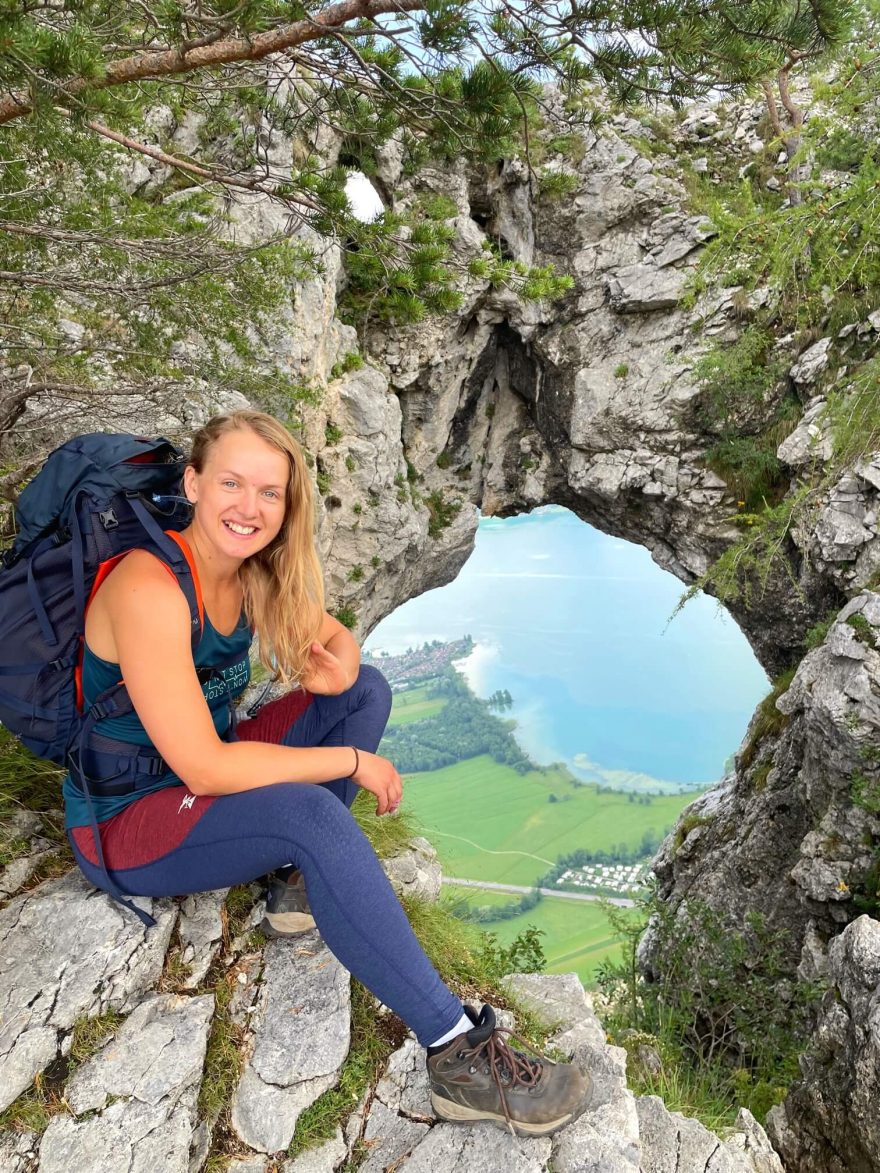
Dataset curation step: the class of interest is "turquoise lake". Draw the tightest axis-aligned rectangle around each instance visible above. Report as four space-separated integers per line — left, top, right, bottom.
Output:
364 506 769 789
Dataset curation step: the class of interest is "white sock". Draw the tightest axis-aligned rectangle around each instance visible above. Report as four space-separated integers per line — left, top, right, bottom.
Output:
428 1012 473 1050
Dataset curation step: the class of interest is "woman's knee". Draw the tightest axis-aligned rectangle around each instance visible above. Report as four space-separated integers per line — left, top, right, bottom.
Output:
355 663 392 717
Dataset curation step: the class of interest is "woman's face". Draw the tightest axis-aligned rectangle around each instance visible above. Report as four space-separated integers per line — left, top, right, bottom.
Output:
184 427 290 560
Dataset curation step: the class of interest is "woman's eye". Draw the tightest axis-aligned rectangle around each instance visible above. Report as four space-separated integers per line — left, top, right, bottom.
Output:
264 490 279 500
223 480 238 489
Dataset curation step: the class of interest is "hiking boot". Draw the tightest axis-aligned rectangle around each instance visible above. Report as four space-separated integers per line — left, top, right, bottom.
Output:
427 1004 591 1136
260 871 316 937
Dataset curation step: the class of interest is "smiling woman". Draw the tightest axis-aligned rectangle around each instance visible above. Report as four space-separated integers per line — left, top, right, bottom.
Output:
62 408 592 1137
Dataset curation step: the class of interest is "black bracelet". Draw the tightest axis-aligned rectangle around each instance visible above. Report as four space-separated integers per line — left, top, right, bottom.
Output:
351 746 359 778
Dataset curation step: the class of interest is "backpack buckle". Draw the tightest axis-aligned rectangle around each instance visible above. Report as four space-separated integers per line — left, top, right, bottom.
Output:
99 508 118 530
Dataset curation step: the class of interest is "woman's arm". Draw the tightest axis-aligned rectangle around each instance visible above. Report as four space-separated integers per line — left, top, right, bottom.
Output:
104 555 399 810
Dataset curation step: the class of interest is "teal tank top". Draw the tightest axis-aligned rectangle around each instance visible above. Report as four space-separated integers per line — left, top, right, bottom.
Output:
63 611 252 829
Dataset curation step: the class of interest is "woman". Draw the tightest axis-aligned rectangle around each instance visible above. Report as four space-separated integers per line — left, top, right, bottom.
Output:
64 409 589 1136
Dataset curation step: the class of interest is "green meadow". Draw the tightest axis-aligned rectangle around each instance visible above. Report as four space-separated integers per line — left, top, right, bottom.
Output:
444 885 623 987
402 754 696 888
386 685 448 728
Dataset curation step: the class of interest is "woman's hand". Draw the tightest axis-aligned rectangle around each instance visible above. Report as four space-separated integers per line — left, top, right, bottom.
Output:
300 641 351 696
351 749 403 816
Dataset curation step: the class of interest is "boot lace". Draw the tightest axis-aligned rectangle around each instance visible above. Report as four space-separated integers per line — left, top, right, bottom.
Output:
458 1028 550 1134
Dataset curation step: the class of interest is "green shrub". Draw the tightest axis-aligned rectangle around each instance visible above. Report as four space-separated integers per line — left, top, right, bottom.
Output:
420 194 459 221
599 891 821 1128
329 352 364 380
804 609 839 649
739 667 797 769
425 490 461 537
348 564 364 582
324 422 343 446
435 451 452 470
851 771 880 814
334 606 357 630
693 325 789 430
674 482 819 613
538 170 580 200
614 362 629 379
846 613 877 650
316 470 331 496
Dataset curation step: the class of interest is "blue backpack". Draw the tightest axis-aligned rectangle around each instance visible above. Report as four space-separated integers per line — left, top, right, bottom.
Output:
0 433 204 925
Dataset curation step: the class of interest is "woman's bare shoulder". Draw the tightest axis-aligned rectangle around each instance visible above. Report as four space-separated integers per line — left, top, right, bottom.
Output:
95 549 190 624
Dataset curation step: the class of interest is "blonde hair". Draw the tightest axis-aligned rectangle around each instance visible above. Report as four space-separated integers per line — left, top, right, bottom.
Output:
188 410 325 686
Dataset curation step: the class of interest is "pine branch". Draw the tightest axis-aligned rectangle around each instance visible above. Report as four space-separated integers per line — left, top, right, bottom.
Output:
82 118 323 212
0 0 427 125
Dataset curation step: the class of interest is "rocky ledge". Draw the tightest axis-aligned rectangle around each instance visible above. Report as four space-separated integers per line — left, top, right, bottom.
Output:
0 838 782 1173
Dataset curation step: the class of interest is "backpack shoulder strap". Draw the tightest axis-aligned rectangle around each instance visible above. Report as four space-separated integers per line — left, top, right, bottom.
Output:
161 529 204 634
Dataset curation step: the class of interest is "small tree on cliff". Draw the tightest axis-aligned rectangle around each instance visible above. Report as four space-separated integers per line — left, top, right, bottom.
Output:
0 0 854 497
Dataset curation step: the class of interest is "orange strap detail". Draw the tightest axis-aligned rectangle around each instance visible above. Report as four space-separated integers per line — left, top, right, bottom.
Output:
75 532 204 713
77 551 132 711
163 530 204 630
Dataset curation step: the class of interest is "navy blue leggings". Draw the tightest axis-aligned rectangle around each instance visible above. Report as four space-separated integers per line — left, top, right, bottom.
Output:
70 665 464 1046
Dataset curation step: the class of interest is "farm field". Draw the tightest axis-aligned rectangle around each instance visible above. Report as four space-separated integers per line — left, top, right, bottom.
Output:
386 684 447 727
443 884 624 987
402 755 697 889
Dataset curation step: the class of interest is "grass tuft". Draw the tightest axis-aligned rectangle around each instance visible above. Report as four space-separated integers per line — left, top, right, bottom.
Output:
198 976 244 1122
0 727 66 819
68 1010 123 1066
739 667 797 770
351 791 424 861
673 813 713 853
0 1059 71 1135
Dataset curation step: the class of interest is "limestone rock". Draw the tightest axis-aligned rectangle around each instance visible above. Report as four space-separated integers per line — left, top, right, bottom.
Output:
382 838 442 903
64 993 213 1115
281 1128 347 1173
0 871 175 1113
637 1097 783 1173
373 1037 433 1119
393 1123 551 1173
38 994 212 1173
767 915 880 1172
359 1100 430 1173
503 972 639 1173
776 398 832 468
230 933 351 1153
504 972 597 1037
0 1131 37 1173
0 812 60 901
724 1109 787 1173
606 263 688 313
550 1043 640 1173
789 337 832 385
177 889 228 989
226 1159 270 1173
